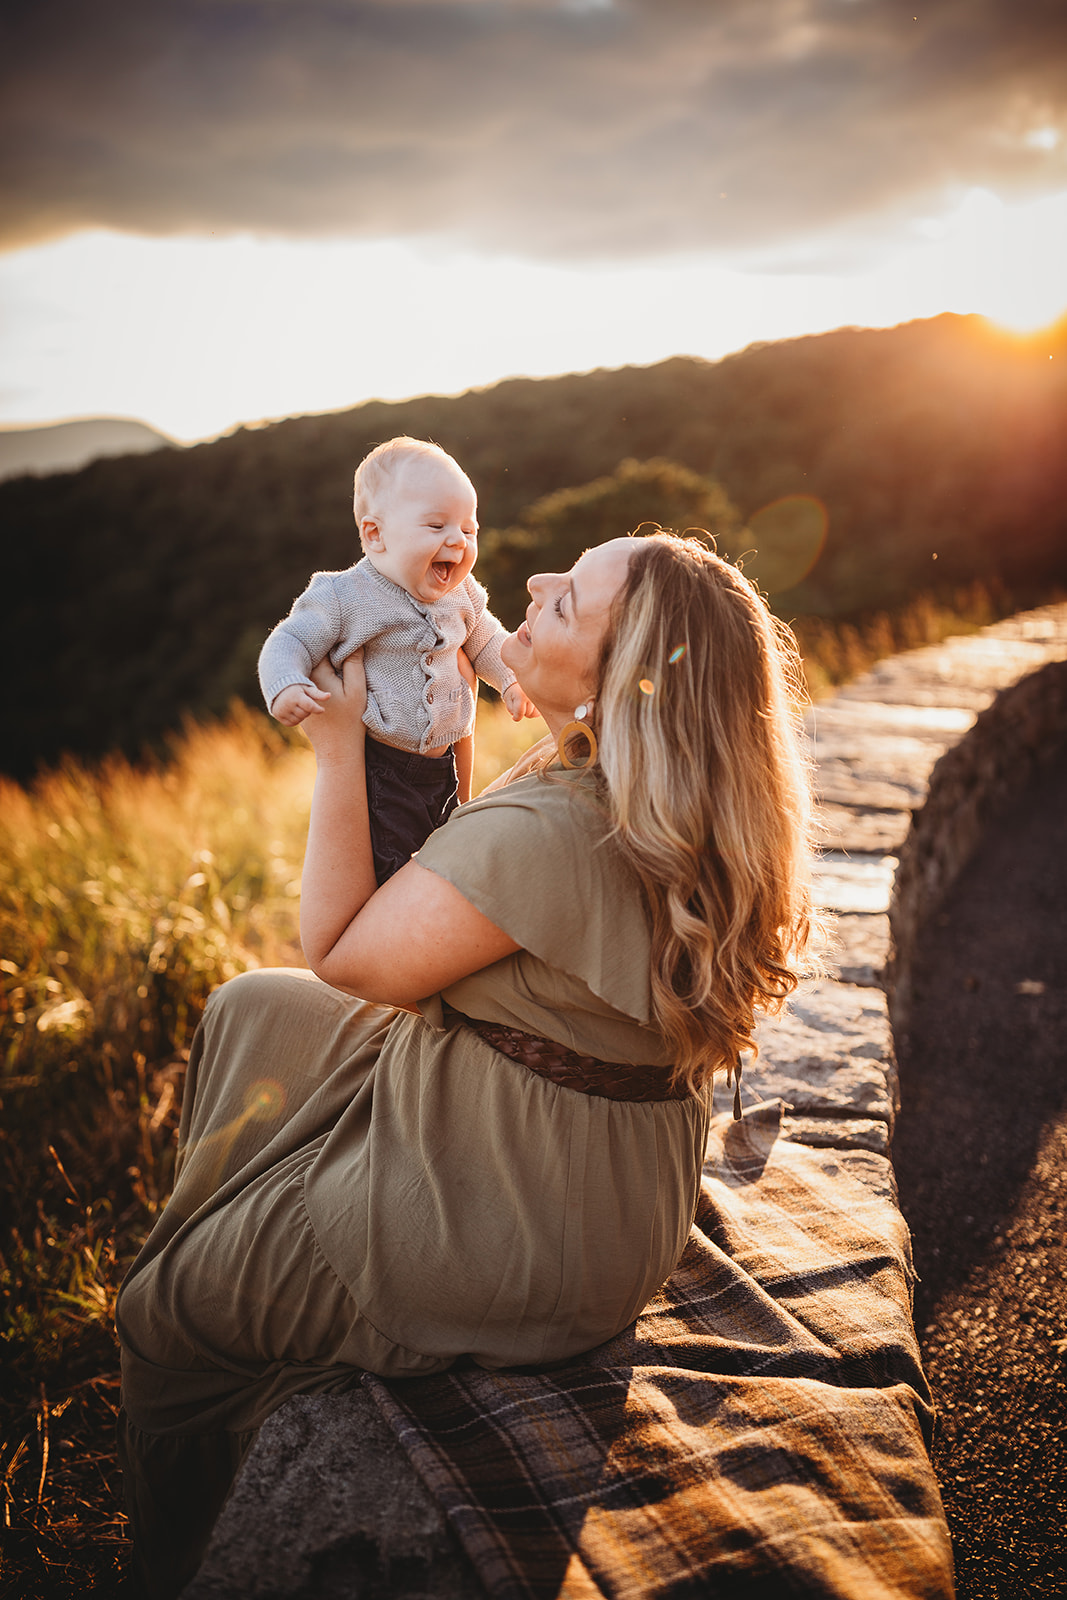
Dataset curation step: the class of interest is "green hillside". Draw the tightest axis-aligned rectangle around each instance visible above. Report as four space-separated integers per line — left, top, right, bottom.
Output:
1 312 1064 781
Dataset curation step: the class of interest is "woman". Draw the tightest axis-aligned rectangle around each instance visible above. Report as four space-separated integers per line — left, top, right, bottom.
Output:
116 532 816 1596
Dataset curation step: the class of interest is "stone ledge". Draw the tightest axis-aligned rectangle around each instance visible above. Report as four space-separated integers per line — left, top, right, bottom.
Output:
824 912 890 988
888 655 1067 1032
748 979 896 1131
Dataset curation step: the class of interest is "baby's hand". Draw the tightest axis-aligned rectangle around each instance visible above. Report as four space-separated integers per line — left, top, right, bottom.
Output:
502 682 538 722
272 682 331 726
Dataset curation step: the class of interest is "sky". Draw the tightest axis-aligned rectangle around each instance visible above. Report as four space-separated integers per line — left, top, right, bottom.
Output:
2 0 1066 443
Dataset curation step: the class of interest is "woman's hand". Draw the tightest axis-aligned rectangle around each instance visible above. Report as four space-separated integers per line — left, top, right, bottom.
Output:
302 652 368 766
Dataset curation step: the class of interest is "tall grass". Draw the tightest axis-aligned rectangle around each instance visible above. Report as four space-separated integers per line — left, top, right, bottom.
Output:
2 709 308 1338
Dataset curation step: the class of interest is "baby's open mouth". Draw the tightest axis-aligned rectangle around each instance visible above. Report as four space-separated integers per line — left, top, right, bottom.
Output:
431 560 453 584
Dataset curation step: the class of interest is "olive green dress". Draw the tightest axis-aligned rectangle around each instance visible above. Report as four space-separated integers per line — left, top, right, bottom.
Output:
116 767 711 1591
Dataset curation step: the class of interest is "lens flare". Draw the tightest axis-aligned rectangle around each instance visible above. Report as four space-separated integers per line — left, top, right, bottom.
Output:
638 678 656 696
182 1076 289 1191
745 496 828 594
668 644 687 664
246 1078 286 1119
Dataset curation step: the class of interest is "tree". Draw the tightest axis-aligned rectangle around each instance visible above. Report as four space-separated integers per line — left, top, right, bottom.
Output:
479 457 744 626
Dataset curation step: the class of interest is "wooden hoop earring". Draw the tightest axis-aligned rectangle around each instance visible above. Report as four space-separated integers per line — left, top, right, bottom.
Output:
557 703 598 769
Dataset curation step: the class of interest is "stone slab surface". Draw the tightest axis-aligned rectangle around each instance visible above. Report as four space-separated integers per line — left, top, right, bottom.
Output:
812 852 897 914
809 700 977 741
823 913 890 988
747 980 897 1132
813 803 911 853
780 1115 890 1156
815 753 944 809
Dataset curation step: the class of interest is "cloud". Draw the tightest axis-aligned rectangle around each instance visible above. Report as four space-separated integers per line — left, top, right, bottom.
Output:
2 0 1066 261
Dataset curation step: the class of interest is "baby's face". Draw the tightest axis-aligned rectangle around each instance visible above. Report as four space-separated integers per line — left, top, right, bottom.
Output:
362 458 478 604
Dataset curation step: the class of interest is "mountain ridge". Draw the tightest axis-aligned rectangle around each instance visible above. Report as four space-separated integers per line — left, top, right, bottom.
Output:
0 417 174 482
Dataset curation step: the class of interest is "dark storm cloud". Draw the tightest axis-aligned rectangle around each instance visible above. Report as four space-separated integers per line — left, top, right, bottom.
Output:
2 0 1066 258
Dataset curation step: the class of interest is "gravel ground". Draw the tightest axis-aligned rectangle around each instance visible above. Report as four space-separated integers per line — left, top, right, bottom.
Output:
891 745 1067 1600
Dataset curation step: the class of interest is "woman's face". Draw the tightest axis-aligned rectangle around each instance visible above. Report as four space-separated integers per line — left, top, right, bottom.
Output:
501 537 640 732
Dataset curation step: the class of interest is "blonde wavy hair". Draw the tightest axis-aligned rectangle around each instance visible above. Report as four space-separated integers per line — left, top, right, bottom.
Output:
590 532 817 1096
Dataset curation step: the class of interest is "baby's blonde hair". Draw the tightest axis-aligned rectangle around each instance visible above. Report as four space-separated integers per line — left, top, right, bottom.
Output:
352 437 472 536
593 532 818 1095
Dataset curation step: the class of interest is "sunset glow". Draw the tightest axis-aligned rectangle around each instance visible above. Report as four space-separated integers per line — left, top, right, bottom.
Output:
2 185 1064 443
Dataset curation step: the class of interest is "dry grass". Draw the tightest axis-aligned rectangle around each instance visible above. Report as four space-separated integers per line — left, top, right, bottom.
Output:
0 705 317 1596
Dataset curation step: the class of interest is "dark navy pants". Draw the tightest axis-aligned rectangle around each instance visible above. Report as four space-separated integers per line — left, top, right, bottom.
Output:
365 737 459 886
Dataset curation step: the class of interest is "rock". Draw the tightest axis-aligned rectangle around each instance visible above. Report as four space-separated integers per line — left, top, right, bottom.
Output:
888 657 1067 1027
183 1390 482 1600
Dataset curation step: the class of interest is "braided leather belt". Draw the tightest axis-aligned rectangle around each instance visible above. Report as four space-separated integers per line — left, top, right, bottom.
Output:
447 1008 688 1102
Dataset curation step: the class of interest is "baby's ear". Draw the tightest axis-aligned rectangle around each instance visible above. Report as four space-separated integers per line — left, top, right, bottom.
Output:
360 515 385 551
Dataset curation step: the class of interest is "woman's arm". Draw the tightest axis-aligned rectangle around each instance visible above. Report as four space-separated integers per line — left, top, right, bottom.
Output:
299 654 520 1008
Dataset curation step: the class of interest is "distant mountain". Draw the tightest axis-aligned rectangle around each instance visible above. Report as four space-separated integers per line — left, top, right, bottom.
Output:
0 417 174 482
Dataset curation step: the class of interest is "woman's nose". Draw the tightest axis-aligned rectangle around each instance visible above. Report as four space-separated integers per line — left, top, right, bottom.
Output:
527 572 549 598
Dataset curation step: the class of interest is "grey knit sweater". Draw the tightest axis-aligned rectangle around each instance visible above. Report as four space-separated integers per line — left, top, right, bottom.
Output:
258 558 517 754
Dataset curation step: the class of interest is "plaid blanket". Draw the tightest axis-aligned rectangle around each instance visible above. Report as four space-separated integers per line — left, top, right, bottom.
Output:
367 1106 955 1599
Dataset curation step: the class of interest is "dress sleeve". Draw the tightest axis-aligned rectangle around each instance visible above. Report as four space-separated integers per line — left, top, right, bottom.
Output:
413 769 656 1025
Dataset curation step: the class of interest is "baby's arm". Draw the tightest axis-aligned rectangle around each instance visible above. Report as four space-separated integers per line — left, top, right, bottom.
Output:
259 571 349 723
461 578 534 719
454 733 475 805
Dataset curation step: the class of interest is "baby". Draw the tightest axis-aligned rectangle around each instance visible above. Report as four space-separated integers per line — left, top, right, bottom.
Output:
259 436 532 883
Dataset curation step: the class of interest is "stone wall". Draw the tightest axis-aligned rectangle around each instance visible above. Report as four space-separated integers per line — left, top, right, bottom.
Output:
888 657 1067 1033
